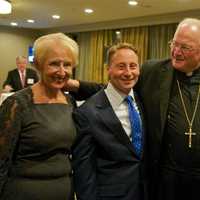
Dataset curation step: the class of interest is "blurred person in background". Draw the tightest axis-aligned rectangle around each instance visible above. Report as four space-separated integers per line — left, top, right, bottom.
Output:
3 56 39 92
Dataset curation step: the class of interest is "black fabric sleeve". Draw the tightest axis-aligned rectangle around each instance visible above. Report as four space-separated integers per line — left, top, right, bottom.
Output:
0 96 22 195
72 109 97 200
70 81 104 101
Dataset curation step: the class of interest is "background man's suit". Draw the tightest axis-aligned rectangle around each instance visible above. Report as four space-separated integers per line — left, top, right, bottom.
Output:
72 88 148 200
3 68 39 91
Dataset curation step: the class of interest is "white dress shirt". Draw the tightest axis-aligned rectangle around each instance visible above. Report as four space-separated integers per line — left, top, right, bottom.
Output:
105 82 140 140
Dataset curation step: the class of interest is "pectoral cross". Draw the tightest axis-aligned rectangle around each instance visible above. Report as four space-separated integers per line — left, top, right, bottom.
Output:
185 127 196 148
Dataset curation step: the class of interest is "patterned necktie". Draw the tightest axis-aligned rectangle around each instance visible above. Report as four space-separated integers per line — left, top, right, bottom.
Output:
125 95 142 157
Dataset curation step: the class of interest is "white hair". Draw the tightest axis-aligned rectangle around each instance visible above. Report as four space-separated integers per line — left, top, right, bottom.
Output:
33 33 79 66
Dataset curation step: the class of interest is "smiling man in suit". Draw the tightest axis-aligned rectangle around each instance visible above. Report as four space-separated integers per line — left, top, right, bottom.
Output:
72 43 147 200
137 18 200 200
3 56 39 92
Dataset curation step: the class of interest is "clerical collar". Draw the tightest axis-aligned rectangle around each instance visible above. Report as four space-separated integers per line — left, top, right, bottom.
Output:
186 71 193 77
176 67 200 84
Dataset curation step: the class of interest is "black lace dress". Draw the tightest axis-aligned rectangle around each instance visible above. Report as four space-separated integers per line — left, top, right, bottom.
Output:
0 87 76 200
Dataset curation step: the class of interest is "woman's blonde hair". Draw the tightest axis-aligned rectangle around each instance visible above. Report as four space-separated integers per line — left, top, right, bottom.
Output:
33 33 79 67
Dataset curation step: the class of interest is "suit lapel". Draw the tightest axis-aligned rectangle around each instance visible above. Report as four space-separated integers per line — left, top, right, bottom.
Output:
95 90 136 155
25 69 28 87
159 61 174 138
15 69 23 88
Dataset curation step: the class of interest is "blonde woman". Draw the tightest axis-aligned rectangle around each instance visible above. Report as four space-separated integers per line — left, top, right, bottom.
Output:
0 33 78 200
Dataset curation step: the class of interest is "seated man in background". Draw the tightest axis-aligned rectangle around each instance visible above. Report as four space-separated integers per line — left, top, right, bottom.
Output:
3 56 39 92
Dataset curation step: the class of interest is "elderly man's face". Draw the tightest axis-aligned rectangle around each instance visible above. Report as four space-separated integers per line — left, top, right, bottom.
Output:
170 24 200 73
16 58 27 71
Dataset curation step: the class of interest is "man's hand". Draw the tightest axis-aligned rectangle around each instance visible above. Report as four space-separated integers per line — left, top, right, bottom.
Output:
2 85 13 93
64 79 80 92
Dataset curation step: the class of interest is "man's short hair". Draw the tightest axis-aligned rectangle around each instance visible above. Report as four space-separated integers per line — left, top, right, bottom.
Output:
107 43 138 65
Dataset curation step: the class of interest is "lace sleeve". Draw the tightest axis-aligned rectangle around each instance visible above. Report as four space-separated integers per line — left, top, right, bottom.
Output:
0 96 21 194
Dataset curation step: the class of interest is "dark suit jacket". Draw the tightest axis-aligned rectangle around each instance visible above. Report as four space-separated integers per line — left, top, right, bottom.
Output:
74 59 173 166
136 59 174 198
3 68 39 91
72 89 147 200
71 58 174 200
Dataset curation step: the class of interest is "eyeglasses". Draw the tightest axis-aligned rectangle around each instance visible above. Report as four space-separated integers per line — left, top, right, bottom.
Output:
168 40 198 53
